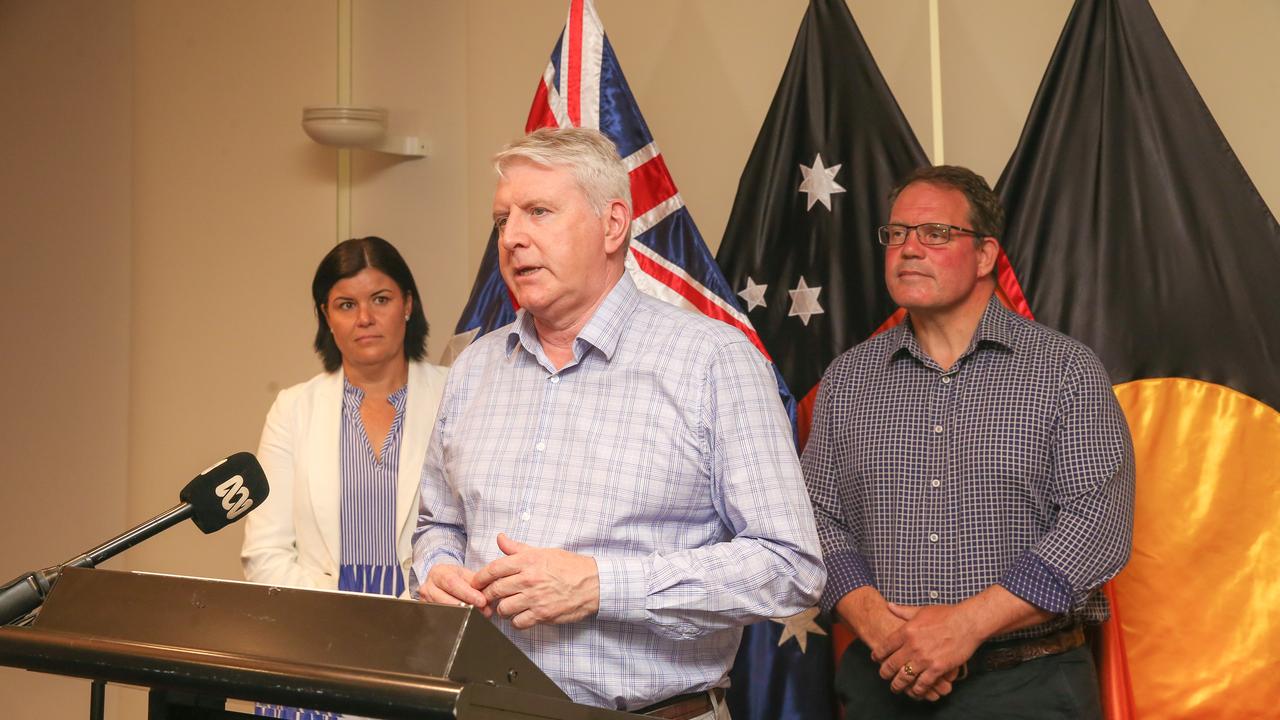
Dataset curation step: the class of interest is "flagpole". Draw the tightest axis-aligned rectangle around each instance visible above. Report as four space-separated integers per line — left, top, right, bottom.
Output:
336 0 353 244
928 0 944 164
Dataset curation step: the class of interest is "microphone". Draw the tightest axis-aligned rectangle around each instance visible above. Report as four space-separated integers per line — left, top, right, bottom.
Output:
0 451 269 625
180 451 269 534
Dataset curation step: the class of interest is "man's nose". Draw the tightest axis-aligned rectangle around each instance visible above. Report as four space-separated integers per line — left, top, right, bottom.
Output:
899 230 928 257
498 212 528 249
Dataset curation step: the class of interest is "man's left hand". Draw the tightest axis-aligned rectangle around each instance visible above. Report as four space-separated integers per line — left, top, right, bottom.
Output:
877 603 982 700
472 533 600 629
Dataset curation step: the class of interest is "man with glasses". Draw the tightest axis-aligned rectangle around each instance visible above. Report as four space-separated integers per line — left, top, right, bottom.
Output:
802 165 1135 718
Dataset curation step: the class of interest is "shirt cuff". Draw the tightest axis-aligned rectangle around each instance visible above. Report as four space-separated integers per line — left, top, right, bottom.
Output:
819 549 875 615
410 549 465 599
594 555 648 623
998 551 1074 614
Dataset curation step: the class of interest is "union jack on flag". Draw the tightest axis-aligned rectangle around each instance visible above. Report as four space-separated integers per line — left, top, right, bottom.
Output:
444 0 785 407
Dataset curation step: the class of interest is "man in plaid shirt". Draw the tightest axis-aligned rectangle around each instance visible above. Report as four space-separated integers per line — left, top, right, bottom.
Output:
802 166 1134 719
414 128 824 716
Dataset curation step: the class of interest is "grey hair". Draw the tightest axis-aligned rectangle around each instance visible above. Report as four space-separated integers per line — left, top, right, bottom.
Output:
494 127 632 217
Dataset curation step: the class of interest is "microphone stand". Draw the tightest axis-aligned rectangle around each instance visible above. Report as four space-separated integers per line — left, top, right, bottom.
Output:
0 503 193 626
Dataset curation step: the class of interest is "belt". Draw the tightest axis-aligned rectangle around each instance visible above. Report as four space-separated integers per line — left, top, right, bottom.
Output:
970 623 1087 673
639 688 724 719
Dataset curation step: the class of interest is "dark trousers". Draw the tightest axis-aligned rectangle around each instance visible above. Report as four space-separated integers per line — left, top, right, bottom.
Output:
835 642 1102 720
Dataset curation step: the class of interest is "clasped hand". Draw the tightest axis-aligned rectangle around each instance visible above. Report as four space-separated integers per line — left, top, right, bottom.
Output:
418 533 600 630
872 603 980 702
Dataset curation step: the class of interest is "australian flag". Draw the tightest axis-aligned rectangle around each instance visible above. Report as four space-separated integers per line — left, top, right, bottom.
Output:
442 1 826 718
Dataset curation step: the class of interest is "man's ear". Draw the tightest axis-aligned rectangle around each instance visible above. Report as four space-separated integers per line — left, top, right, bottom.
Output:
602 199 632 255
976 236 1001 279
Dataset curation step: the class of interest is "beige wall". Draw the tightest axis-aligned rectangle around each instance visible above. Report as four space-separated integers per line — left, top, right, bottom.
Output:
0 1 134 715
1 1 1276 717
350 0 471 369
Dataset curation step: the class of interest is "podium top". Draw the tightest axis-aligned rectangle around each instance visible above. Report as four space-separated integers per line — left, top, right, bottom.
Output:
0 568 642 719
35 567 566 699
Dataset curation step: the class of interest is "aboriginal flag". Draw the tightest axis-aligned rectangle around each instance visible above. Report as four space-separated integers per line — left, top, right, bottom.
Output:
996 0 1280 716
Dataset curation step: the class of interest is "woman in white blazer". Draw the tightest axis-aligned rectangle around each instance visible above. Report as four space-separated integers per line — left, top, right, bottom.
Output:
241 237 447 598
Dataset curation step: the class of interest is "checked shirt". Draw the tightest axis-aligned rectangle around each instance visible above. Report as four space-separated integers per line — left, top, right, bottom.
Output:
412 273 824 709
802 295 1135 639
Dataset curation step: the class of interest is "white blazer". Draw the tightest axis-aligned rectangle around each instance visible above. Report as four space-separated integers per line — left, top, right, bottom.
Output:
241 360 448 595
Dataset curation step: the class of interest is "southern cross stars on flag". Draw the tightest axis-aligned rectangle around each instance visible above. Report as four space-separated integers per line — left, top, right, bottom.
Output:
716 0 930 424
735 153 847 332
714 2 933 718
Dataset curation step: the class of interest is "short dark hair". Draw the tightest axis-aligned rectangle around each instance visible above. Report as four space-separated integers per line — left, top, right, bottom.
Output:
311 237 428 372
889 165 1005 240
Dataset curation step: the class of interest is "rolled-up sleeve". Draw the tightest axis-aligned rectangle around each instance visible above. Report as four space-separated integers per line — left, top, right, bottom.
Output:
999 347 1136 613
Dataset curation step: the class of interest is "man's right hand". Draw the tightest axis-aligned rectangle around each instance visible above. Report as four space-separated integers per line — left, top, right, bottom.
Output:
836 587 958 702
418 563 490 616
835 586 904 660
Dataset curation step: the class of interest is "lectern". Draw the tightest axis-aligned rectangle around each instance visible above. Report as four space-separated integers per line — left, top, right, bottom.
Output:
0 567 638 719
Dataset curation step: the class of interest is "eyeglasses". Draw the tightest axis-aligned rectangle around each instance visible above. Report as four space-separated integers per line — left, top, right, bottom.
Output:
877 223 983 246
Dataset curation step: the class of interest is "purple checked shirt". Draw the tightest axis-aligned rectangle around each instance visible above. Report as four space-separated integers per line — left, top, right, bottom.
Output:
802 295 1134 640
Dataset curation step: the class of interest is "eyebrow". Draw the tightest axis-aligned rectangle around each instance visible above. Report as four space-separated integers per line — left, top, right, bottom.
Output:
331 287 395 302
493 197 554 219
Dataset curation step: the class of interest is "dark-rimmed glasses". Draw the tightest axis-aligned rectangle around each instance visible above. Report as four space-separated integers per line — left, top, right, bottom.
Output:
877 223 982 246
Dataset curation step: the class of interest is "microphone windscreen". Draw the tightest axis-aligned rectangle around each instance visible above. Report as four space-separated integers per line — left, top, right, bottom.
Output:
179 452 270 534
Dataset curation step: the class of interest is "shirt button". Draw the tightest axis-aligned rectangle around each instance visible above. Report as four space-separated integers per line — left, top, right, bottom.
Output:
535 441 546 452
931 479 941 488
941 376 952 384
929 533 939 543
520 510 531 521
549 375 560 384
933 425 943 434
929 590 939 600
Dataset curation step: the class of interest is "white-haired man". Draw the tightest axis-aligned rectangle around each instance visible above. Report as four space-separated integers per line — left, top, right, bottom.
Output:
411 127 825 718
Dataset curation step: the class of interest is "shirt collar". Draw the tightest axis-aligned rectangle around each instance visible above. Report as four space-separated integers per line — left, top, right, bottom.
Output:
888 293 1016 367
504 271 638 365
341 376 408 413
342 376 364 413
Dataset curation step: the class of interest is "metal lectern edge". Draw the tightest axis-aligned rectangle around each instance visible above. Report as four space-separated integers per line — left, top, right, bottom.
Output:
449 608 571 701
0 568 629 719
0 625 464 719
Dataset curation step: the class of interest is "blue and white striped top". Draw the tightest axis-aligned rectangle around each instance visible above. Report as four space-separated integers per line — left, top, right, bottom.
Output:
255 380 409 720
338 378 407 597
